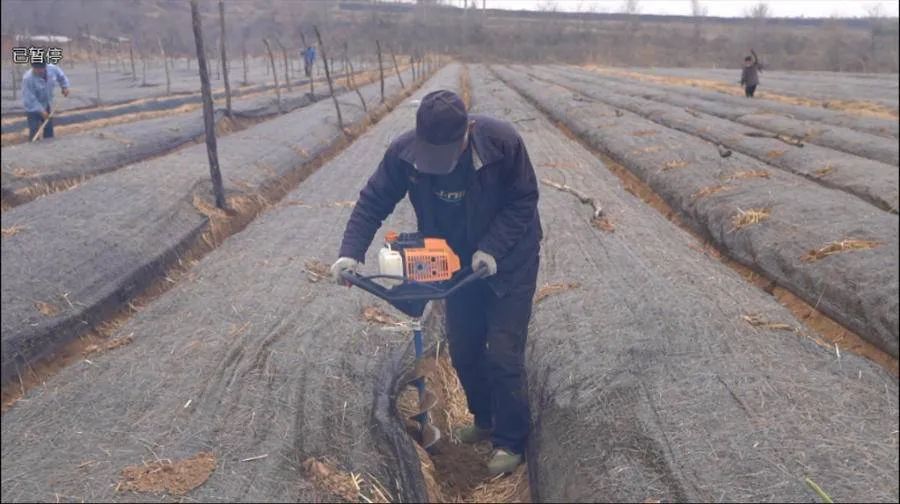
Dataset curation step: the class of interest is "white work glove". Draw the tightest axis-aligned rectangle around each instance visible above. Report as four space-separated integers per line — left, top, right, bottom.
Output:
472 250 497 277
330 257 359 286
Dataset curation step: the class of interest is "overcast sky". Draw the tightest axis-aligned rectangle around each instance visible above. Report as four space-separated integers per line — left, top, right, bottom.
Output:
463 0 900 18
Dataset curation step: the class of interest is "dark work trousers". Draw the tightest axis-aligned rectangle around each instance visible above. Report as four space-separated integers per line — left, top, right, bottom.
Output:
745 84 758 98
445 274 536 455
26 108 54 140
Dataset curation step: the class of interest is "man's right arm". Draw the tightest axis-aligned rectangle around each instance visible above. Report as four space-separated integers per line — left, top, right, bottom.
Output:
338 147 409 262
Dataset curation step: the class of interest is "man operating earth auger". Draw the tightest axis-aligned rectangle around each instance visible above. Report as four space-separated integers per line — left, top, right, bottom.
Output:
332 89 542 476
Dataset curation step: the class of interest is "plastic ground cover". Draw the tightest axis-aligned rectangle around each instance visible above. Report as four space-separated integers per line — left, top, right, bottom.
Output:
471 64 898 503
0 66 414 387
495 65 899 359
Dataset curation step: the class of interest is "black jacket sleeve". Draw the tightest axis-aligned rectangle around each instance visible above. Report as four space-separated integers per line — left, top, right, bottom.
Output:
477 137 539 260
338 147 409 262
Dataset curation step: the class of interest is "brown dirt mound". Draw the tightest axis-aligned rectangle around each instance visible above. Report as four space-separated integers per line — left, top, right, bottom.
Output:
117 452 216 496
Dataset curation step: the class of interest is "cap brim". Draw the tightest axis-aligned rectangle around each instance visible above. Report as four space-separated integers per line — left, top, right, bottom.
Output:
414 137 465 175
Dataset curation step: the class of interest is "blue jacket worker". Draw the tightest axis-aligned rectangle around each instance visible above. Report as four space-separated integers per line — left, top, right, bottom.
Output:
332 90 541 476
303 46 316 77
22 61 70 140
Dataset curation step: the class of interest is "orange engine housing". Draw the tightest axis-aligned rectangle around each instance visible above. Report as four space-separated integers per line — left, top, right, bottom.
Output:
387 233 461 282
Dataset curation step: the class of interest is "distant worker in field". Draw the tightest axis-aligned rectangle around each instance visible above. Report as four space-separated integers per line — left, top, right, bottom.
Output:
740 49 763 98
22 61 70 141
332 90 541 476
303 45 316 77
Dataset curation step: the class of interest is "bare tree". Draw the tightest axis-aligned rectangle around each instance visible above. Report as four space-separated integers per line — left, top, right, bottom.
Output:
275 37 292 92
745 2 770 48
190 0 226 210
690 0 708 59
376 39 385 103
263 38 282 112
746 2 770 19
314 26 343 133
219 1 232 116
158 38 171 95
129 41 136 81
621 0 640 15
691 0 708 17
865 4 889 70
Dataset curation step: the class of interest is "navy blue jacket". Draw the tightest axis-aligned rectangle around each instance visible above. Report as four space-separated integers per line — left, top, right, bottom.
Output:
338 114 542 296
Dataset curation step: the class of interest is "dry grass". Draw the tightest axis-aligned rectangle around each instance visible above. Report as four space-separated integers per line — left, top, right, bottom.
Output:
2 224 26 237
117 452 216 496
630 145 663 155
302 458 380 503
802 239 881 262
813 164 835 178
726 169 770 181
731 207 771 230
742 313 796 332
691 184 735 200
362 306 403 326
535 282 581 304
593 215 616 233
10 167 37 178
766 149 786 159
662 160 688 171
34 300 61 316
631 129 658 137
465 465 530 503
304 259 331 283
82 334 134 357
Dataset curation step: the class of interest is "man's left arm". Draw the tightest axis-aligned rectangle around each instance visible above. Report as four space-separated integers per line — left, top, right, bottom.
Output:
477 137 539 261
54 66 70 96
